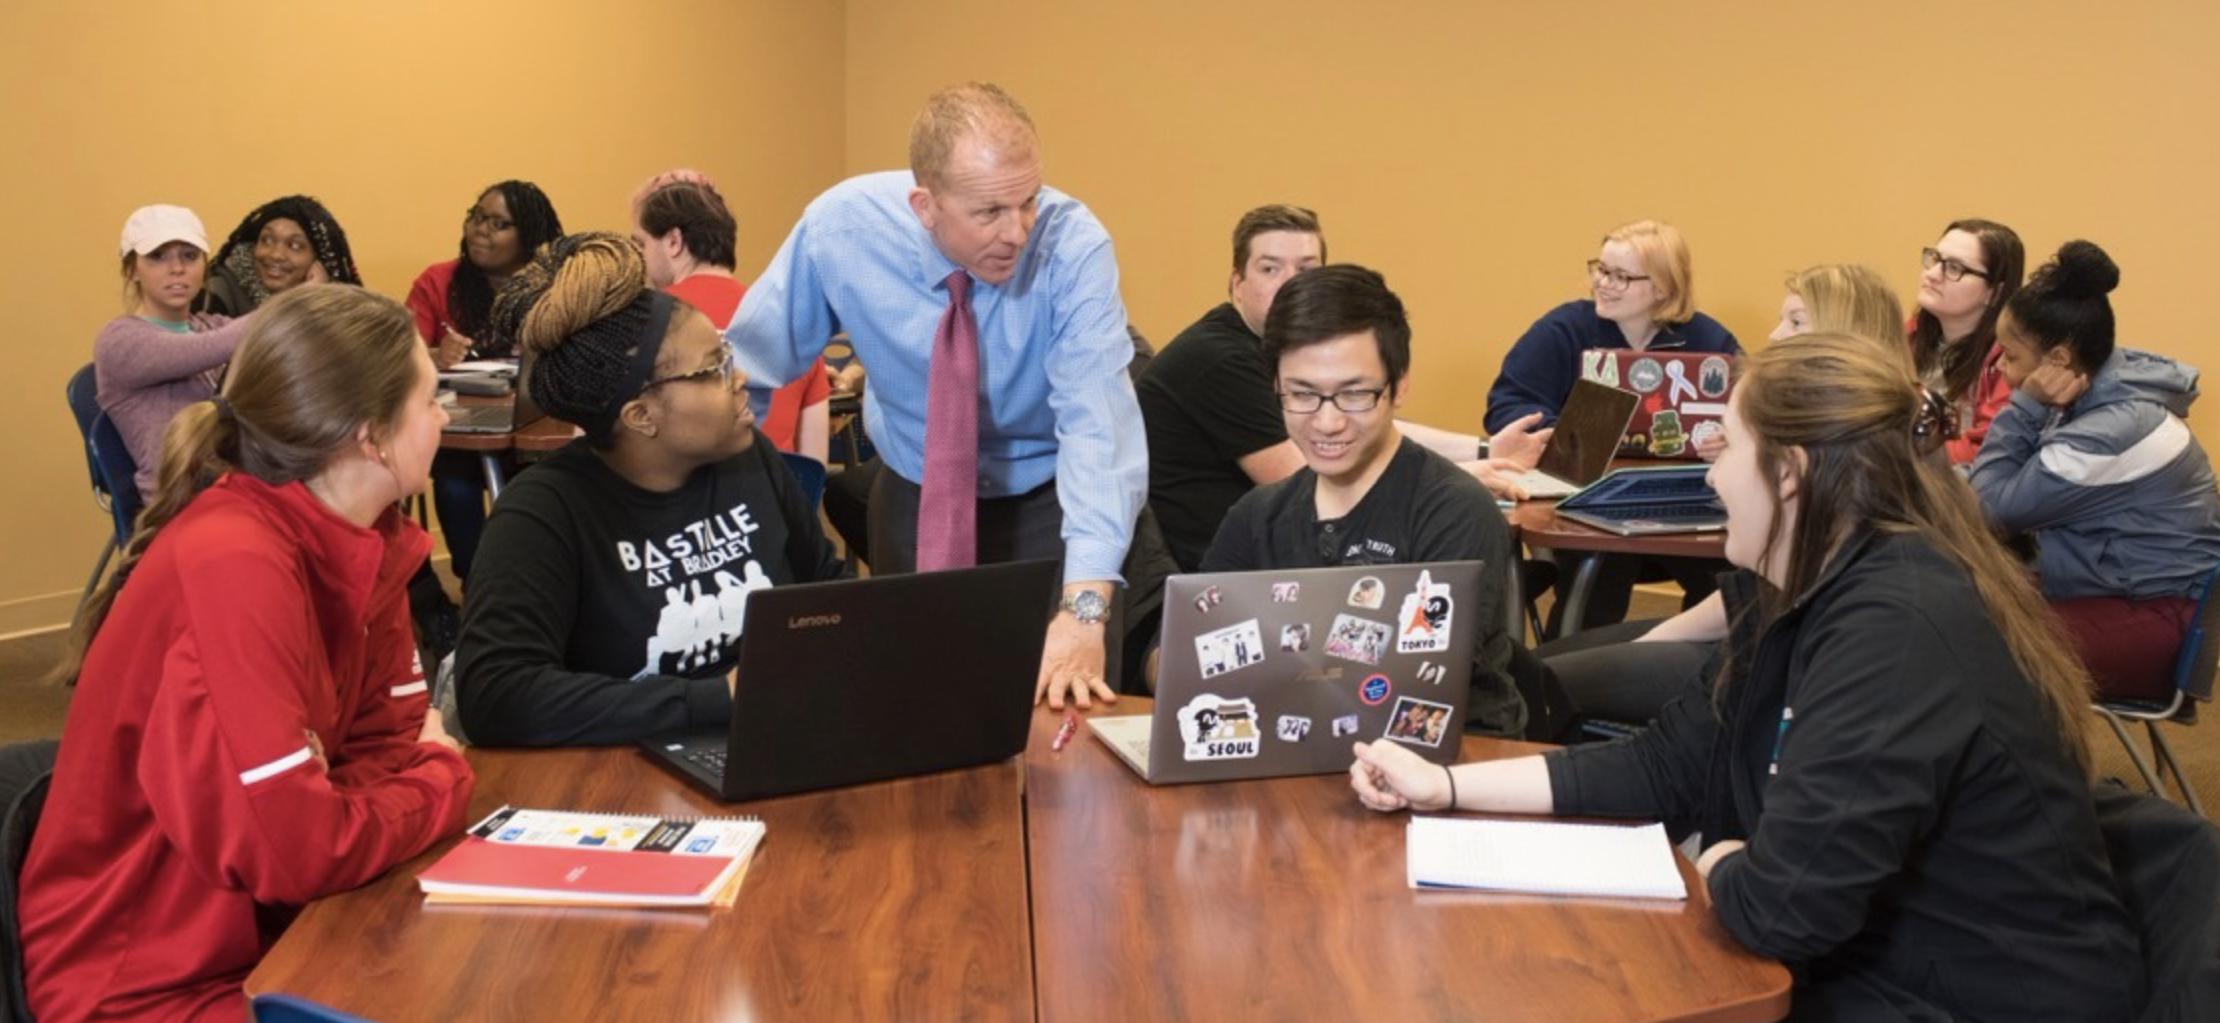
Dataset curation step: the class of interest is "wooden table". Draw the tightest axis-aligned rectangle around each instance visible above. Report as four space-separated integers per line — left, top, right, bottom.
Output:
1505 500 1727 635
440 394 580 496
1025 701 1789 1023
246 747 1035 1023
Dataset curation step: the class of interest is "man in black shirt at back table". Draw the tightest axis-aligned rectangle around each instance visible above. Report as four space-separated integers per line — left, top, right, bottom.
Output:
1198 265 1526 737
1138 205 1553 573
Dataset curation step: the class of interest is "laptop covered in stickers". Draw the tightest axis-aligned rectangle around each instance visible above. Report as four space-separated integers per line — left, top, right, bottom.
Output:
639 559 1059 802
1578 348 1735 460
1091 560 1483 784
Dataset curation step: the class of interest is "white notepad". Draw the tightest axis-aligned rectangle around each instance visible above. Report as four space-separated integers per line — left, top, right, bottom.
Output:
1405 817 1688 900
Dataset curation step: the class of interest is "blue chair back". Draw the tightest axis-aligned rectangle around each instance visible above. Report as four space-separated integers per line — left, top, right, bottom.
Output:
2169 562 2220 705
65 363 143 545
779 451 828 512
250 993 382 1023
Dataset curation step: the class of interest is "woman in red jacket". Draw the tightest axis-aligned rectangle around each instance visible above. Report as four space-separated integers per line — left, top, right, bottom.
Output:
1909 218 2024 464
24 285 476 1023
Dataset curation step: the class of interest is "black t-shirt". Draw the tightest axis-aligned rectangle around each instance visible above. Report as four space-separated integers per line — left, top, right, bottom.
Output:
1201 437 1526 736
455 433 845 746
1135 302 1290 571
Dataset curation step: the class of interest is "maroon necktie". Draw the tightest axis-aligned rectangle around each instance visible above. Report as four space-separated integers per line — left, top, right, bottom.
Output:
916 270 979 571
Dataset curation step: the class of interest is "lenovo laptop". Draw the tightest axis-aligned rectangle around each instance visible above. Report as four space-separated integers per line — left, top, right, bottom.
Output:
1553 465 1728 536
1580 349 1736 460
1504 379 1642 499
641 559 1059 802
1091 561 1483 784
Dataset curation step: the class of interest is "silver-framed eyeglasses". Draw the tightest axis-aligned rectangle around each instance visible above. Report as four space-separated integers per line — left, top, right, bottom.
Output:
1586 259 1651 291
1919 247 1991 283
1278 387 1388 414
642 342 739 391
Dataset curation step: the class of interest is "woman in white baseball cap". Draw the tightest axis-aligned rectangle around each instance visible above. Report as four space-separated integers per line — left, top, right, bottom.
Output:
94 204 256 501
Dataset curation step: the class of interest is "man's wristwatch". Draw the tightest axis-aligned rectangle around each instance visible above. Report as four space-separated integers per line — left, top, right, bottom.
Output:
1058 590 1110 626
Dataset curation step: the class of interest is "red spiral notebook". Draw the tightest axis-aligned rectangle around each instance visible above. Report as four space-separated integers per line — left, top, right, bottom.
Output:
417 806 765 908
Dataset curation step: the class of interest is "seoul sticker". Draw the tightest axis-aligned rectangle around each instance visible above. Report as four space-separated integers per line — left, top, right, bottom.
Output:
1276 715 1312 742
1394 569 1455 654
1359 673 1392 705
1179 694 1262 761
1195 618 1267 680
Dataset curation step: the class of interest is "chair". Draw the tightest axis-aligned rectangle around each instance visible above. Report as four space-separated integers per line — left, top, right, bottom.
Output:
1 739 59 1023
779 451 828 512
2091 781 2220 1022
2091 563 2220 816
65 364 143 622
250 992 382 1023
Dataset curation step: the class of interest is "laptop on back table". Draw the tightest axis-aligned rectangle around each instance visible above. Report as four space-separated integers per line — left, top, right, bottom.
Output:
1503 379 1642 499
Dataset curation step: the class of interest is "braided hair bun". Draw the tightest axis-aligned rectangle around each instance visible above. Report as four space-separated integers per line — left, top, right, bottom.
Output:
488 232 657 434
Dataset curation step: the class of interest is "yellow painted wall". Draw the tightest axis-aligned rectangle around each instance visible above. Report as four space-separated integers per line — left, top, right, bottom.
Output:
0 1 846 634
843 0 2220 446
8 1 2218 634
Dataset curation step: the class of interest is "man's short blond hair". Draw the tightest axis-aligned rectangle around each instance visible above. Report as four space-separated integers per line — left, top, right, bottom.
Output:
909 82 1039 189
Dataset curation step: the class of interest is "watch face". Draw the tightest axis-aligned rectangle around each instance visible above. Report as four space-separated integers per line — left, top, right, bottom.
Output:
1067 591 1109 621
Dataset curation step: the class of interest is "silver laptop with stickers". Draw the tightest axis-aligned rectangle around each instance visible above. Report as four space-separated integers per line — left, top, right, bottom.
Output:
1091 561 1483 784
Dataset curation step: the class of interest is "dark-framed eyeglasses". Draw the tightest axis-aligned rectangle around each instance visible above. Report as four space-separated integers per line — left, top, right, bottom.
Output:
642 343 739 392
1278 387 1388 414
464 207 515 233
1586 259 1651 291
1919 247 1991 283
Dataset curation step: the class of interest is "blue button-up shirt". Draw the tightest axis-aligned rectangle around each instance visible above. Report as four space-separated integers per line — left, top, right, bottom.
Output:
728 171 1146 583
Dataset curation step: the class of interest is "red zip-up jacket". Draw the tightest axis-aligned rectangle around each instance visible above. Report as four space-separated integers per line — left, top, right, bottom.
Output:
22 474 473 1023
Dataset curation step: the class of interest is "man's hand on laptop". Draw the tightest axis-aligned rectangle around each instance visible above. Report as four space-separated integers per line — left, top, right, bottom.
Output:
1037 581 1118 711
1486 412 1552 470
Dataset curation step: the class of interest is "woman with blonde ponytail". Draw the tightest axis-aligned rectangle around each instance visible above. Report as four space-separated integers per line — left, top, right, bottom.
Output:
1352 334 2142 1021
23 285 475 1023
453 232 842 747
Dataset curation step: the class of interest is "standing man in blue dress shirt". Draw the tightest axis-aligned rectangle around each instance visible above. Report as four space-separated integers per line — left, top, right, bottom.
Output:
728 82 1145 710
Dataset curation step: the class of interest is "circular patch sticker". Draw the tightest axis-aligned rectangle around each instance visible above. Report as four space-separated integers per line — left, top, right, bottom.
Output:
1626 358 1664 393
1699 356 1732 398
1359 674 1391 705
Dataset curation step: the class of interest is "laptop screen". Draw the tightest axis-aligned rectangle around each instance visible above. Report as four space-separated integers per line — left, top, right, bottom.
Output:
1535 379 1641 487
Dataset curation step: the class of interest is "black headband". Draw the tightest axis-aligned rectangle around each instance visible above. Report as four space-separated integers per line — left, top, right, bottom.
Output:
586 290 678 439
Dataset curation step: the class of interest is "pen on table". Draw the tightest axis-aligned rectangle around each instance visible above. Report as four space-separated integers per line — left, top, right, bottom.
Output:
1052 711 1079 752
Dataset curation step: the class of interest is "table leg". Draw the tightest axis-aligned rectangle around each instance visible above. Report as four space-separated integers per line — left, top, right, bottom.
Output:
1560 553 1603 637
480 453 507 499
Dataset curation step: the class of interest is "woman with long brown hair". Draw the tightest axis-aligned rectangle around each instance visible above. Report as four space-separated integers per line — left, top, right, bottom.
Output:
1355 334 2140 1020
1909 217 2024 464
25 285 474 1023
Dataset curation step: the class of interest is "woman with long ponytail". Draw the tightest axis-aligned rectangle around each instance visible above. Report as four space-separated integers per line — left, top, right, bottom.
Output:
25 285 475 1023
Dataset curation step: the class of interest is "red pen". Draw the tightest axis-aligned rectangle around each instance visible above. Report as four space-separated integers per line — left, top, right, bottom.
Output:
1052 711 1079 752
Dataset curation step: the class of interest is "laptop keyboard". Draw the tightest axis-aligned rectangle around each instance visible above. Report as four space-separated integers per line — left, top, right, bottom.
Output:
1592 501 1723 523
682 747 728 775
446 405 514 431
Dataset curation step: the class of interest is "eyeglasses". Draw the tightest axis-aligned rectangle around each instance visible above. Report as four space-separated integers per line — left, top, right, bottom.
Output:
1278 387 1387 414
1919 248 1991 283
641 343 739 392
464 207 515 233
1586 259 1651 291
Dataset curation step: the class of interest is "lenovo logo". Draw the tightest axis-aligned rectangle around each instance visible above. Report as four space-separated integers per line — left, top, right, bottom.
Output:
787 613 842 629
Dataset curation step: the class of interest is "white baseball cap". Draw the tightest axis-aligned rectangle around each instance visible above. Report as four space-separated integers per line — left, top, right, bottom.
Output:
119 204 209 258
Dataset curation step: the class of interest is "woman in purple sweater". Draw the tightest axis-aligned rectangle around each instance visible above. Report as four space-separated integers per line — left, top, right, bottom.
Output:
93 204 256 500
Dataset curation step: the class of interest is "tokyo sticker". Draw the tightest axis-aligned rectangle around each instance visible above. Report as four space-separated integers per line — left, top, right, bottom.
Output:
1394 569 1455 654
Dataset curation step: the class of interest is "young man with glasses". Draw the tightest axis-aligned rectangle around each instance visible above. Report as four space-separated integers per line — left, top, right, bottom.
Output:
1139 206 1554 571
1199 265 1526 737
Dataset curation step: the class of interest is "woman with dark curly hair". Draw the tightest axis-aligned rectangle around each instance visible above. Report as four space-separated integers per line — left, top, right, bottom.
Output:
197 194 363 316
405 179 564 581
454 232 842 747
